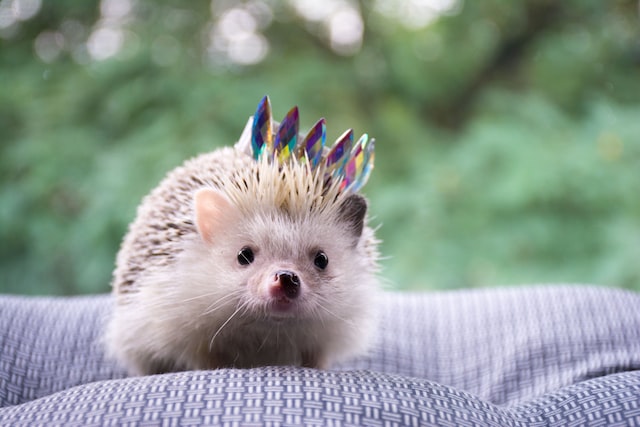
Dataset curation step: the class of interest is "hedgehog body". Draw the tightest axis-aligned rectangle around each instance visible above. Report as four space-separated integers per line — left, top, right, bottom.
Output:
105 145 380 375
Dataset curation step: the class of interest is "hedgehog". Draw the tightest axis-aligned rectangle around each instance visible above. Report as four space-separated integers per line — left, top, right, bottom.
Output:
104 96 380 375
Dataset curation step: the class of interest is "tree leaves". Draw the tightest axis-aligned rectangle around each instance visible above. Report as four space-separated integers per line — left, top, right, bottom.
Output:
1 0 638 294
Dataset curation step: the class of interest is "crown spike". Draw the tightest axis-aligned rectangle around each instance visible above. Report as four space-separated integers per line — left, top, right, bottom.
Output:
325 129 353 178
251 96 273 160
351 138 375 191
300 118 326 168
274 106 299 162
343 134 368 190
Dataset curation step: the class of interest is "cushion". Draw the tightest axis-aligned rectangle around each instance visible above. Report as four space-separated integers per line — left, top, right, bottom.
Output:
1 286 639 426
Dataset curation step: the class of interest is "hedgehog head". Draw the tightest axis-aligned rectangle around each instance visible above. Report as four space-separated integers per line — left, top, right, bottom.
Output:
194 96 375 247
194 154 368 251
195 97 374 280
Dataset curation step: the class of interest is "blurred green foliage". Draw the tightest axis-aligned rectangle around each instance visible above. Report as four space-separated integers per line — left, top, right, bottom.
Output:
1 0 639 295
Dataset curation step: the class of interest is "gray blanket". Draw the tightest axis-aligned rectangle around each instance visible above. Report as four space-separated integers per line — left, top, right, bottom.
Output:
1 286 639 426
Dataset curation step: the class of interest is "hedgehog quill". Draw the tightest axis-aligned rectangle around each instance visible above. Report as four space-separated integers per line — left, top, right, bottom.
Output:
105 96 380 375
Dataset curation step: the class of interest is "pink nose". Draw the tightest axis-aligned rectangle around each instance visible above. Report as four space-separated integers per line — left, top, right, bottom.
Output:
274 270 300 299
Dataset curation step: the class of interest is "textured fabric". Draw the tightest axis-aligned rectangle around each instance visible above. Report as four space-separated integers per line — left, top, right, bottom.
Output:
1 368 639 427
1 286 639 426
0 296 126 406
341 286 640 405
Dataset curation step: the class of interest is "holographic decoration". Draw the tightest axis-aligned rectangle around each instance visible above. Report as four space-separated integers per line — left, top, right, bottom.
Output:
274 106 299 162
342 135 365 189
244 96 375 193
325 129 353 178
300 118 326 168
251 96 273 160
347 135 375 192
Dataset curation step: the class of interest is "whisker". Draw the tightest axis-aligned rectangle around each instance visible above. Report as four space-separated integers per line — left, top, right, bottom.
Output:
209 304 243 350
180 291 232 303
257 325 272 353
315 306 328 328
281 324 296 349
314 295 356 328
130 287 229 311
201 292 243 317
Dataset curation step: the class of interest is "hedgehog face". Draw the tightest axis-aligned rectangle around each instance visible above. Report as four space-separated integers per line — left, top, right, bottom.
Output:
194 187 370 321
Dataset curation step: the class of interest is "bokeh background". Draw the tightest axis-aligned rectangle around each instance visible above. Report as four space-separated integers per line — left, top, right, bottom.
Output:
1 0 639 295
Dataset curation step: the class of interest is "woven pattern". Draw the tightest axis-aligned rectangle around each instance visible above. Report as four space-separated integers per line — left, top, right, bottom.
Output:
341 286 640 404
1 286 639 426
0 296 126 406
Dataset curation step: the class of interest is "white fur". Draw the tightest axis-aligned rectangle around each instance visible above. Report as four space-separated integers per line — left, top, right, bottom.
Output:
105 147 380 375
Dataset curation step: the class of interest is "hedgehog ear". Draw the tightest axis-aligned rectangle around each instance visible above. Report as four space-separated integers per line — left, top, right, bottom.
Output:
338 194 367 242
194 188 236 245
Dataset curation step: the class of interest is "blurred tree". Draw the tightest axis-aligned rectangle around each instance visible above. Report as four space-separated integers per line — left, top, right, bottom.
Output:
0 0 639 295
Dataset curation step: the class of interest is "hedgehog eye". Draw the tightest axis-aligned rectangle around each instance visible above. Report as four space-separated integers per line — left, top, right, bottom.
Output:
237 246 255 265
313 251 329 270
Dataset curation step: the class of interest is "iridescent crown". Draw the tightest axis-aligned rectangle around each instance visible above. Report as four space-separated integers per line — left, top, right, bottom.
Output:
236 96 375 193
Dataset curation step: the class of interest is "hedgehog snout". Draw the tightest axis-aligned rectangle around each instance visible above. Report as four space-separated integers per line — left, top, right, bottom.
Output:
270 270 301 300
